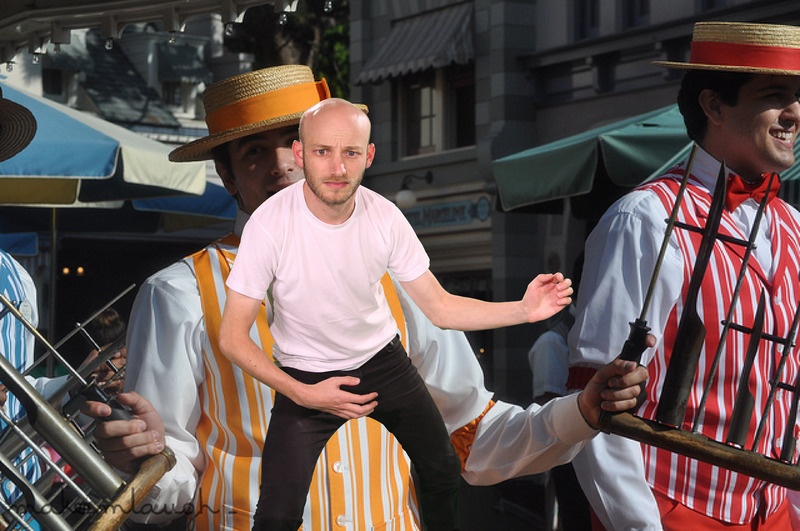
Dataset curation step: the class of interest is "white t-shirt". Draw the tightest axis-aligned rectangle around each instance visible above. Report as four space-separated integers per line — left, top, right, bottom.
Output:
227 181 430 371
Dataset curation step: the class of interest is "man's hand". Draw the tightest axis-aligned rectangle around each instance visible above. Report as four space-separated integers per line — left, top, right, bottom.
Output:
577 359 649 430
81 391 165 472
521 273 573 323
293 376 378 420
82 346 127 396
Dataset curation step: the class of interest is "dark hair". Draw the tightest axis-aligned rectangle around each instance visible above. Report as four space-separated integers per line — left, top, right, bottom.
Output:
86 308 126 347
210 143 232 173
677 69 753 142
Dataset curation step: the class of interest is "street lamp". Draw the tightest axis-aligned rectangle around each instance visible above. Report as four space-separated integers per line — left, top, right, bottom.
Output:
395 170 433 209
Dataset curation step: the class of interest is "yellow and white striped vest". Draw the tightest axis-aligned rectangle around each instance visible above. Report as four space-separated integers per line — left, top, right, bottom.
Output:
191 235 419 530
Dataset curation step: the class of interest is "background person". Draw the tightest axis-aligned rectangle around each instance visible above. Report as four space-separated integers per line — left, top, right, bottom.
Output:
79 307 127 396
0 84 126 530
528 254 591 531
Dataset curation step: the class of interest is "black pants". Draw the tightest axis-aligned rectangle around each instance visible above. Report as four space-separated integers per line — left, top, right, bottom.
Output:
252 335 461 530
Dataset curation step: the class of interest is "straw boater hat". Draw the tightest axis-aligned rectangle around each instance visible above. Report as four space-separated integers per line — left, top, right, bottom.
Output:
653 21 800 75
0 86 37 163
170 64 364 162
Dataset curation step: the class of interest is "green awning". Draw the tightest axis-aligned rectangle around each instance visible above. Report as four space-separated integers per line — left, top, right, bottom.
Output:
493 105 690 211
647 141 800 183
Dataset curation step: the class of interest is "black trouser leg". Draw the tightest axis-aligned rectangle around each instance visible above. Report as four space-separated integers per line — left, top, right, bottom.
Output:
252 379 345 530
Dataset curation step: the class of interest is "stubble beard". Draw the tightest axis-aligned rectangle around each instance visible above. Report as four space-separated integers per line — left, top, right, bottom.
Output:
306 171 363 208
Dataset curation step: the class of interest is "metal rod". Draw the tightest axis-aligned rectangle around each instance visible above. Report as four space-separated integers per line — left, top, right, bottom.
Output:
22 283 135 377
614 145 699 366
0 349 123 497
656 163 728 427
0 294 86 384
0 447 73 531
752 300 800 448
0 408 97 509
692 172 777 432
725 291 765 446
640 144 699 322
51 283 135 352
781 368 800 462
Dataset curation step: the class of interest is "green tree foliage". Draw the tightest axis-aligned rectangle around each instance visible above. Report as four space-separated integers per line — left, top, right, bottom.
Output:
223 0 351 98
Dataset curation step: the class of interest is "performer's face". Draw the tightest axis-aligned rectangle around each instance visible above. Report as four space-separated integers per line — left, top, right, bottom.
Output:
292 100 374 216
216 126 302 215
716 74 800 181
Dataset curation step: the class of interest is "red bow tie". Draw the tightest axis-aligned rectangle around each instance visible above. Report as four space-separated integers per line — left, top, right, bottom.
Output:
725 172 780 212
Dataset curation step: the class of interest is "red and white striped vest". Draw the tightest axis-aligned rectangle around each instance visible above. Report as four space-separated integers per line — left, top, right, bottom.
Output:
639 173 800 524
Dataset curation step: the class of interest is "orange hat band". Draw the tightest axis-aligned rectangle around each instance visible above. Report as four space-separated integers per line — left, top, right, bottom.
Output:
691 40 800 71
205 79 331 134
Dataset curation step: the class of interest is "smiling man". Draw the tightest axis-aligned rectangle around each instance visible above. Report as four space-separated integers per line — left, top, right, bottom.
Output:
567 21 800 530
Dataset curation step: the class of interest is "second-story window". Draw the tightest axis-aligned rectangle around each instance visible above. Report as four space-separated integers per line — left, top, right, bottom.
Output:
357 4 475 158
448 64 476 149
400 64 475 158
575 0 600 40
622 0 649 29
404 71 436 156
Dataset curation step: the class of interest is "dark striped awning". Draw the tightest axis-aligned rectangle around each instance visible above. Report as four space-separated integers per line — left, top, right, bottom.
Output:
357 3 473 84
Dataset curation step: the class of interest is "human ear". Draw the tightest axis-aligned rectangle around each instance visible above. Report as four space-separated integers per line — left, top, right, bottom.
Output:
292 140 305 168
365 143 376 168
698 89 724 126
215 160 238 196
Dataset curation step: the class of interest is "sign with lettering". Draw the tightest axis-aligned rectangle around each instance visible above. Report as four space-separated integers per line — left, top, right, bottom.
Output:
402 195 492 232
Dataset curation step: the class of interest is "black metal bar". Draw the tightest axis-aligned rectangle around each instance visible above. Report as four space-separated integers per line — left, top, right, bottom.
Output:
693 172 776 432
612 144 699 366
781 369 800 462
725 291 765 446
656 163 728 427
752 300 800 448
598 146 698 428
673 221 751 247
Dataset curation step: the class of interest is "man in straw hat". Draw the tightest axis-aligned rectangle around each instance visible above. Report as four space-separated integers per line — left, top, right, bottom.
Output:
0 86 124 528
568 21 800 530
0 85 37 164
85 65 646 530
0 85 44 519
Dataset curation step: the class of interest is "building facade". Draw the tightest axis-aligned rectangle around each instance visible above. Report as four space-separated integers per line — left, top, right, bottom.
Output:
5 0 800 404
351 0 800 404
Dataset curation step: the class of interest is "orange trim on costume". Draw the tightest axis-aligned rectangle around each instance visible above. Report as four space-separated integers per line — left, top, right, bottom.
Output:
450 400 496 471
205 79 331 134
192 248 227 522
380 273 407 349
194 237 272 529
691 41 800 70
